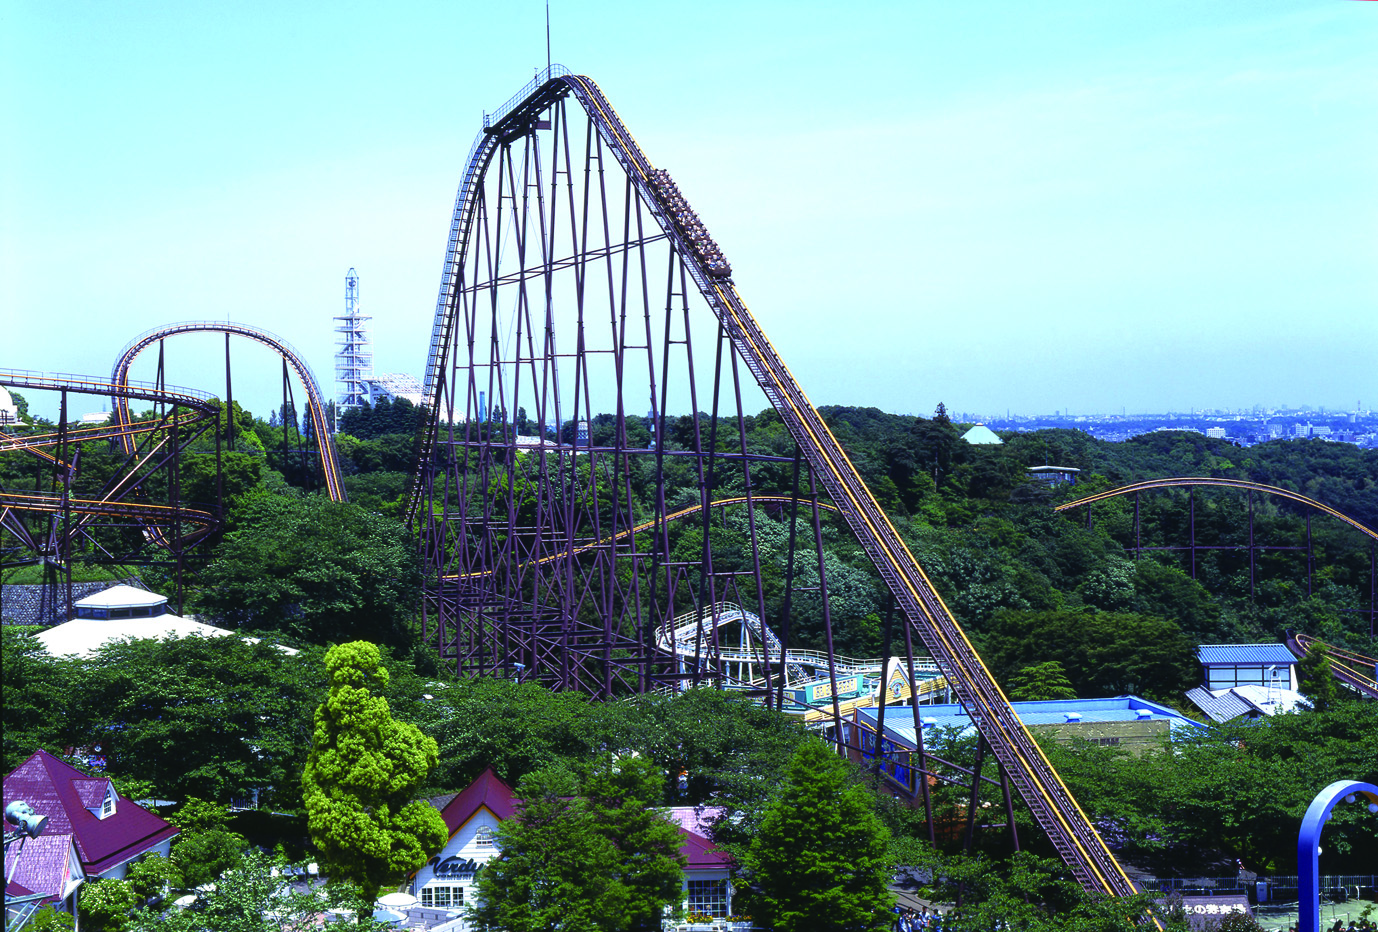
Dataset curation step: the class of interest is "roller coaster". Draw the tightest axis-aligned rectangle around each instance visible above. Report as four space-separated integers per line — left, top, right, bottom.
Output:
2 324 343 617
1287 633 1378 700
111 321 346 503
0 369 222 615
12 69 1372 898
1057 477 1377 633
405 66 1135 897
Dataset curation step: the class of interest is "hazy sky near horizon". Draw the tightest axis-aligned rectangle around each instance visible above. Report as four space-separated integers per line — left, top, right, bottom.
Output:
4 0 1375 421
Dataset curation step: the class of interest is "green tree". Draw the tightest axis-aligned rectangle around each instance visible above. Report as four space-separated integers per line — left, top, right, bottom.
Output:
986 609 1195 702
1295 648 1338 713
196 491 422 648
125 855 183 906
171 825 247 890
302 641 447 908
470 768 630 932
79 878 137 932
583 755 686 931
124 849 377 932
1007 661 1078 701
65 637 324 808
26 907 75 932
740 740 893 932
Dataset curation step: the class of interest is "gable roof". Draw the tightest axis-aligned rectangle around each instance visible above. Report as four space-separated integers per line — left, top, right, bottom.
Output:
73 779 110 809
438 768 517 836
666 807 730 870
1186 685 1306 723
3 750 179 876
435 771 729 871
1186 686 1256 723
3 834 80 903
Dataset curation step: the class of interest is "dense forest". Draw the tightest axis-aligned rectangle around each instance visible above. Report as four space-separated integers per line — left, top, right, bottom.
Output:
4 393 1375 683
3 392 1376 905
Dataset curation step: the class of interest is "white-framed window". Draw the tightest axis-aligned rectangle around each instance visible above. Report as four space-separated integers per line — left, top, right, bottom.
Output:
687 879 728 918
420 885 464 909
475 826 494 848
101 795 116 818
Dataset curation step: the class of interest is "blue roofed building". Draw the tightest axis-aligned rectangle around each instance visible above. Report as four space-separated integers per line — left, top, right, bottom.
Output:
1196 643 1297 691
846 695 1205 771
1186 643 1305 722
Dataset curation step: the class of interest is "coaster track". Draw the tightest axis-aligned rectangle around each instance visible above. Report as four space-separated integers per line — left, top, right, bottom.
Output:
111 320 347 502
1288 633 1378 699
0 369 221 560
407 68 1135 897
1056 477 1378 541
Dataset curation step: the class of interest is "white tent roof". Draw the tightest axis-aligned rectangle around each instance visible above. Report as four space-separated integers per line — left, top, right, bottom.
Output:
73 584 167 610
35 615 234 658
33 616 300 659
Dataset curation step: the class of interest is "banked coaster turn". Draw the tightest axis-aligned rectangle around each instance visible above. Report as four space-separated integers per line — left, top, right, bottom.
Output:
406 67 1136 896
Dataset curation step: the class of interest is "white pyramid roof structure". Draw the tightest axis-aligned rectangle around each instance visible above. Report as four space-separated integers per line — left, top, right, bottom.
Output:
960 424 1003 445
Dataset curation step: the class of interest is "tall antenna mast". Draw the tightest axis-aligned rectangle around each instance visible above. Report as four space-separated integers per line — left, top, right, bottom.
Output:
546 1 551 71
334 268 372 432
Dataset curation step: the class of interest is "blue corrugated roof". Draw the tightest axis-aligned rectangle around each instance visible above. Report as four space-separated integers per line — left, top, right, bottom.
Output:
1197 644 1297 665
855 696 1204 746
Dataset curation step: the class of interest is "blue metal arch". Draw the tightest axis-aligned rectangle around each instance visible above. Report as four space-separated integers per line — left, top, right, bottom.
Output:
1297 780 1378 932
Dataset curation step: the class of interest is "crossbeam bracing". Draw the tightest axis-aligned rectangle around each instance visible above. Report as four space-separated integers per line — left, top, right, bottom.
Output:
409 68 1137 897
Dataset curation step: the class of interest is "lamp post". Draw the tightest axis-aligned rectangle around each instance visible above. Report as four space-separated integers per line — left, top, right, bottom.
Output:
1297 781 1378 932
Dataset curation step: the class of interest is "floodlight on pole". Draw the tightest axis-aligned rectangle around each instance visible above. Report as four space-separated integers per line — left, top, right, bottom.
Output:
4 800 48 843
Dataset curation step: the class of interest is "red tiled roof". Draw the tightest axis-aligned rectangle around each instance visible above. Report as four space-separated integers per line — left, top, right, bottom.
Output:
437 768 516 836
3 750 179 876
679 827 730 870
434 770 727 869
4 833 76 902
74 779 108 809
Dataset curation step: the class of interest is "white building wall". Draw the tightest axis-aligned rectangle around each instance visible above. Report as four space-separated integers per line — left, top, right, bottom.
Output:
409 809 503 925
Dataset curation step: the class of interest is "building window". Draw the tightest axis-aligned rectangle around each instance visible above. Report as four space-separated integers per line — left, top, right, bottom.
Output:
420 885 464 909
687 879 728 918
475 826 494 848
1093 737 1120 747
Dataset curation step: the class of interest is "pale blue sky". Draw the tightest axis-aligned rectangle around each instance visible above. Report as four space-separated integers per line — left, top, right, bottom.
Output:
4 0 1375 421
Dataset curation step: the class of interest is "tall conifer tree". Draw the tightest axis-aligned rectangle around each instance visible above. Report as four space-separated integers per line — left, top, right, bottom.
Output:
742 740 893 932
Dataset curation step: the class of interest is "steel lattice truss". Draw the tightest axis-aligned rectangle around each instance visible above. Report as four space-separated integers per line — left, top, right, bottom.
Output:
408 67 1138 897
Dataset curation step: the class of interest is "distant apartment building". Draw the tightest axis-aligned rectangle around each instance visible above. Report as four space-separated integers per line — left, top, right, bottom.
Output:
1205 427 1227 439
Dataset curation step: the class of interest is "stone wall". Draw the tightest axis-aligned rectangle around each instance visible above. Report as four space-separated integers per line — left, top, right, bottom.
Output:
0 578 143 627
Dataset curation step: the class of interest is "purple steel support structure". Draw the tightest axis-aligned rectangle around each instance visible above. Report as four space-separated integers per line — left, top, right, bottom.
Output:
0 369 222 620
1059 480 1378 624
407 68 1138 898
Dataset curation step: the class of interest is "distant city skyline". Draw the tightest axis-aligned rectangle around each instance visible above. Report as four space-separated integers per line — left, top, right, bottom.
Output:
5 1 1375 424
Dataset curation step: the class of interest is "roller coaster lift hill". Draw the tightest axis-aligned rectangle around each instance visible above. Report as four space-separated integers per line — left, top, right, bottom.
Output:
404 67 1137 898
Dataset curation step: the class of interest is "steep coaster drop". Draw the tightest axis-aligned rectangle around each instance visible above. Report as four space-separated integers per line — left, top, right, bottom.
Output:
406 67 1138 897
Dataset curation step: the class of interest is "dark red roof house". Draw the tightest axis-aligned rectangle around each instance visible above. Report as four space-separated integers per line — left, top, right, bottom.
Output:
4 750 180 916
407 768 738 921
